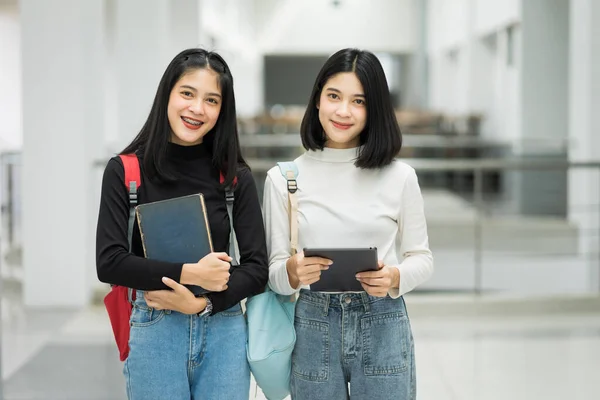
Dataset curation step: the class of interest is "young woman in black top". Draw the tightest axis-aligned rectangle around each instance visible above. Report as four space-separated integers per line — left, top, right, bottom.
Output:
96 48 267 400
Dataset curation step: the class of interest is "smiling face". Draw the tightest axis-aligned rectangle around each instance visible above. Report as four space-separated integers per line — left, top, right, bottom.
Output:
167 67 222 146
317 72 367 149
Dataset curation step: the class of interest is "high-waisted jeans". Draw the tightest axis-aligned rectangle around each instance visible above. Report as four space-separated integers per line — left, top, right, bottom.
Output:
123 291 250 400
290 290 416 400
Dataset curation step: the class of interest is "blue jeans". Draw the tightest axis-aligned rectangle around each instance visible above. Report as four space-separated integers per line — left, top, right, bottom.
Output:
291 290 416 400
123 291 250 400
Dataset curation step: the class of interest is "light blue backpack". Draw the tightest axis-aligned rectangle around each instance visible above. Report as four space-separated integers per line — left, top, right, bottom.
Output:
246 161 299 400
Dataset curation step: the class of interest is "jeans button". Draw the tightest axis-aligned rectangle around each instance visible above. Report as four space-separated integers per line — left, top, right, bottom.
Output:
345 297 351 304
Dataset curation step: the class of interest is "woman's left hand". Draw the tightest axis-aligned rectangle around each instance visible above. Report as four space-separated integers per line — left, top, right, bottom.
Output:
144 277 205 315
356 261 400 297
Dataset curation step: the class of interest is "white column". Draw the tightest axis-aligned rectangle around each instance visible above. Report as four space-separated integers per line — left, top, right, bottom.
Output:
508 0 569 216
0 3 22 150
520 0 569 153
21 0 105 307
404 0 428 109
569 0 600 292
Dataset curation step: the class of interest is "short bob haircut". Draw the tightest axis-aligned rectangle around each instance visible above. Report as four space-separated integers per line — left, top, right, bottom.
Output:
300 48 402 169
121 48 246 187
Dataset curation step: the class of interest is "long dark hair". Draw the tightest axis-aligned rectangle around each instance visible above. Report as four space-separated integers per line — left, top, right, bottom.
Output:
300 48 402 169
121 48 246 186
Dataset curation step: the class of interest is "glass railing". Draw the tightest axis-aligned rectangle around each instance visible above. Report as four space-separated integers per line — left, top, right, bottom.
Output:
3 139 600 298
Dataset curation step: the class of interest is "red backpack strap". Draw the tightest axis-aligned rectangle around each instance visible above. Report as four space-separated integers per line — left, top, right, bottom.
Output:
119 154 142 200
118 154 141 303
219 172 238 187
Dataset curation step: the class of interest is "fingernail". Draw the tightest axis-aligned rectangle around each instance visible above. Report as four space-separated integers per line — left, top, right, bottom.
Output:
162 277 168 283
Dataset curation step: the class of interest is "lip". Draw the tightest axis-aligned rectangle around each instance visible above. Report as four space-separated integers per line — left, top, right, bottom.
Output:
181 116 204 130
331 120 353 130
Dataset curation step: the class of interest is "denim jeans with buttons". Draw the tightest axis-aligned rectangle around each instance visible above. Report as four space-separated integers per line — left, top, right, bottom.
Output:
122 290 250 400
291 290 416 400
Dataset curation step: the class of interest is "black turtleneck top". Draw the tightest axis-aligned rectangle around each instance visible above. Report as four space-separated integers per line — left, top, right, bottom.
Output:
95 142 268 314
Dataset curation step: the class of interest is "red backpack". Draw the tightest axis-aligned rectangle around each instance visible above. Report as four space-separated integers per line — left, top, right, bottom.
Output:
103 154 141 361
103 154 237 361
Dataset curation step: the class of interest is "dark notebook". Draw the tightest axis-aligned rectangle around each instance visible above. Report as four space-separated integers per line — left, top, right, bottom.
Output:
136 194 213 295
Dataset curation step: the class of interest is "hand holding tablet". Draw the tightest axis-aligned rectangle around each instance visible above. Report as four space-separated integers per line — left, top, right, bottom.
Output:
285 252 333 289
302 247 379 292
355 260 400 297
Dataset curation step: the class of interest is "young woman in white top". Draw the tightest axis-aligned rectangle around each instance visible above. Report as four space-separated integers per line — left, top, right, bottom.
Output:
263 48 434 400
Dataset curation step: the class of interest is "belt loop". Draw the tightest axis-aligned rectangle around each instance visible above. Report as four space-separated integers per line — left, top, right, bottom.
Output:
322 294 330 317
361 292 370 313
132 289 142 304
128 288 135 304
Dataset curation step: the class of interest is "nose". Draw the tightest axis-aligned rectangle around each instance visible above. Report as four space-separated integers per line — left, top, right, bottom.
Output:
335 101 351 118
189 99 205 115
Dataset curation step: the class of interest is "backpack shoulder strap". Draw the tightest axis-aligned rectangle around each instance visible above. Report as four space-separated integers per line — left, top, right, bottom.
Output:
119 154 141 203
277 161 299 193
118 153 141 302
277 161 299 255
118 154 141 249
220 173 238 265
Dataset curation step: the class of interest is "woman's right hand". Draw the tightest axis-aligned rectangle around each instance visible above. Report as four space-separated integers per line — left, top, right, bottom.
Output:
286 251 332 289
181 252 232 292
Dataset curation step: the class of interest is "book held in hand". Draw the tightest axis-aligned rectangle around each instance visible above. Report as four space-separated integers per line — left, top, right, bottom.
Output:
135 193 213 295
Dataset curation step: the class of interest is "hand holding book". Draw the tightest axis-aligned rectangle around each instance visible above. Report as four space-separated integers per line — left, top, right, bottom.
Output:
144 277 208 315
180 252 232 292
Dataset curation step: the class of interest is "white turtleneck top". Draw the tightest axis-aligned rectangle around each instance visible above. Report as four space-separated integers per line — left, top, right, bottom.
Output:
263 147 433 298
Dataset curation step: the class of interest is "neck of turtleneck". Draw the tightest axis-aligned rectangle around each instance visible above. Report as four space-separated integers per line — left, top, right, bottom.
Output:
166 142 210 161
305 146 360 163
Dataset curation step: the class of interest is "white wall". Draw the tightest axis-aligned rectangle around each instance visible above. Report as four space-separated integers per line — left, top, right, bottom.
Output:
0 3 21 150
428 0 470 54
258 0 416 55
473 0 520 37
427 0 522 140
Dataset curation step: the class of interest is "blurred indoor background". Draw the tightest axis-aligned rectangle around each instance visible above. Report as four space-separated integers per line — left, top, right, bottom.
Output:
1 0 599 399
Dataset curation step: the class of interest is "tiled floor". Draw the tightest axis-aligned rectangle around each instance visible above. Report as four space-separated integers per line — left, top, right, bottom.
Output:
2 295 600 400
410 313 600 400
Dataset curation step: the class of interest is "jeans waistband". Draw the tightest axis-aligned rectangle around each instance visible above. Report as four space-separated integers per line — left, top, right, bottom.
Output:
298 289 390 313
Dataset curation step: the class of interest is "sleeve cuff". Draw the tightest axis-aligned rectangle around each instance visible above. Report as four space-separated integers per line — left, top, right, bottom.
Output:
268 259 299 295
387 265 402 299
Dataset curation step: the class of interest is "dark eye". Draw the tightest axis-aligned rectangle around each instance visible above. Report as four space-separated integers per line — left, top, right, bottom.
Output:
207 98 219 105
355 99 365 105
181 91 193 97
327 93 339 100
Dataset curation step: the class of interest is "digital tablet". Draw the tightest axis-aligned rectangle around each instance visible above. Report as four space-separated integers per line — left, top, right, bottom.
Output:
303 247 379 292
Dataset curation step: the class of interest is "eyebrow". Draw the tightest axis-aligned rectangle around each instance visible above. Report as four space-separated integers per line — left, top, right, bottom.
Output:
180 85 222 98
325 87 365 98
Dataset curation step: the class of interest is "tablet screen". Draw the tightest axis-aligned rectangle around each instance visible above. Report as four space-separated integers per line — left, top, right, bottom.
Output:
303 247 378 292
